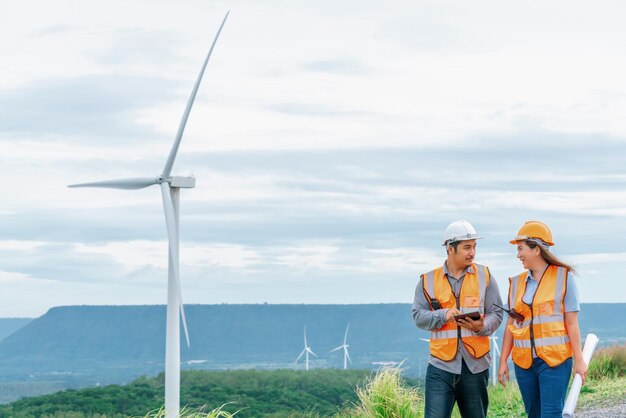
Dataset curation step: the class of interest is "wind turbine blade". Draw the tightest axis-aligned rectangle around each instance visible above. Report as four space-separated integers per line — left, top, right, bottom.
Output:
296 349 306 363
179 298 190 348
160 182 189 348
344 322 350 344
304 326 308 346
307 348 317 357
330 346 343 352
68 177 159 190
160 183 178 265
345 348 352 364
493 340 501 356
419 338 430 342
161 11 230 178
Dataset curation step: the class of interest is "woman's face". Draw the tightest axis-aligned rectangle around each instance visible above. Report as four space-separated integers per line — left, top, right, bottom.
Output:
516 241 541 270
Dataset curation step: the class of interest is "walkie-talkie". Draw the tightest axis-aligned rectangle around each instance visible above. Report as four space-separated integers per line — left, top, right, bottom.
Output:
430 298 443 310
494 303 525 322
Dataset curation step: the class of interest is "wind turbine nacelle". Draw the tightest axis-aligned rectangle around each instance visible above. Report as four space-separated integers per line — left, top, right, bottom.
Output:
169 176 196 188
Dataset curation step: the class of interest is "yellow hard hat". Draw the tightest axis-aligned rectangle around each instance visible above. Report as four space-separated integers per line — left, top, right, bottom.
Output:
510 221 554 246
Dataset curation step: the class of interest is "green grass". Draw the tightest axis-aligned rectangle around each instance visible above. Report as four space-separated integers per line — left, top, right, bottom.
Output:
575 344 626 412
139 404 238 418
483 384 524 418
336 368 525 418
340 344 626 418
587 344 626 380
337 367 423 418
577 376 626 410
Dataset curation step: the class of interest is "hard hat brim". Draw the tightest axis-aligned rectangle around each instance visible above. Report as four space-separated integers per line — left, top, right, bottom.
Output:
509 235 554 246
443 236 482 246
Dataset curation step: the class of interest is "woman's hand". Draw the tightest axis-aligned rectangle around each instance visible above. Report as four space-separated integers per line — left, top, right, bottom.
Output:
574 359 588 385
498 362 509 387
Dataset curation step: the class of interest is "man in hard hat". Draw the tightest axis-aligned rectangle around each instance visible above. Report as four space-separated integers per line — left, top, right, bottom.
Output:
412 220 503 418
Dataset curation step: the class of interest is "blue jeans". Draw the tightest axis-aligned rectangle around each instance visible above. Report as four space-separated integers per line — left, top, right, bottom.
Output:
425 360 489 418
514 357 572 418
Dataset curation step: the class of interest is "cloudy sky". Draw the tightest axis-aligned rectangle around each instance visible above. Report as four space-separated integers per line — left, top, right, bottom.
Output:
2 0 626 317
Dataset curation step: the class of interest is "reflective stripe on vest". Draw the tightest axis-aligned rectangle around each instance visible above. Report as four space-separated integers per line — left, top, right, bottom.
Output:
513 335 570 349
508 265 573 369
423 263 491 361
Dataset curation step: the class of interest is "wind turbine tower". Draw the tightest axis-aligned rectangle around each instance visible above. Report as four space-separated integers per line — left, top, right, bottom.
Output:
295 326 317 370
490 335 501 386
330 322 352 369
68 12 229 418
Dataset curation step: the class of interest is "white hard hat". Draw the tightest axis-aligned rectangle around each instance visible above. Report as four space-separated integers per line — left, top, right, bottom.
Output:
442 220 481 247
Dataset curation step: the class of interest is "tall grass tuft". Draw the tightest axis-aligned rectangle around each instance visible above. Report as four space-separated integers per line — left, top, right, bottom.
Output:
485 382 525 418
339 367 423 418
587 344 626 380
139 403 238 418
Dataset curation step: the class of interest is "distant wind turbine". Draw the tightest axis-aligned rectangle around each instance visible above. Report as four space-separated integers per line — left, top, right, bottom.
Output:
68 11 229 418
295 326 317 370
330 322 352 369
490 335 501 386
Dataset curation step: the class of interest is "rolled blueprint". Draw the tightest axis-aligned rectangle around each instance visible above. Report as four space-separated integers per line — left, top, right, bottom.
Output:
562 333 600 418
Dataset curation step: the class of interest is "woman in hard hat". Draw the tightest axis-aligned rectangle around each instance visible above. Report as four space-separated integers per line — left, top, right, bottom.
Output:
497 221 586 418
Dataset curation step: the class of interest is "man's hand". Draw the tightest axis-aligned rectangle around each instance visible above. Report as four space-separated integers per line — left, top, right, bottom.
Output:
455 314 484 333
445 308 461 322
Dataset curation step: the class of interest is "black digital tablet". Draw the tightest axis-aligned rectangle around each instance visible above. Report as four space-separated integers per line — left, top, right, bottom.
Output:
453 311 481 321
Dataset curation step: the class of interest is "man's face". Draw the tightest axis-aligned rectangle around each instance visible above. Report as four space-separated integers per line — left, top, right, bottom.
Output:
448 239 477 268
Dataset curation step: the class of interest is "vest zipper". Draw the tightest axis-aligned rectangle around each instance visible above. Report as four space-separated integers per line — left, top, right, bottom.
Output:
527 302 536 355
456 293 461 342
526 266 548 358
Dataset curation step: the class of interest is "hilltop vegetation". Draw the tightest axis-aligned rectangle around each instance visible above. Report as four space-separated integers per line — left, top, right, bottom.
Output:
3 344 625 418
1 304 625 409
0 369 377 418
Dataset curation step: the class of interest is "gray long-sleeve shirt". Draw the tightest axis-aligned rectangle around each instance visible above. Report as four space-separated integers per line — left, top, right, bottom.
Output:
412 262 503 374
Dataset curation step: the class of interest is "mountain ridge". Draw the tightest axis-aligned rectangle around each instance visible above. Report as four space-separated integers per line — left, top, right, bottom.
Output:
0 303 623 403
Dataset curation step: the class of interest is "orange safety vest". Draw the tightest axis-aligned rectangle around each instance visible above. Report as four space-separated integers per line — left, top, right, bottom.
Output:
421 263 491 361
508 265 572 369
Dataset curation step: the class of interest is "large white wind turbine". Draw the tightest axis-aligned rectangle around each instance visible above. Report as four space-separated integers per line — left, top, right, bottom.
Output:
295 326 317 371
490 335 501 386
330 322 352 369
68 12 229 418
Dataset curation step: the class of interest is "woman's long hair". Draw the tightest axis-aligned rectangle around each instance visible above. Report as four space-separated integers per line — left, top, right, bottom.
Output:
526 240 578 275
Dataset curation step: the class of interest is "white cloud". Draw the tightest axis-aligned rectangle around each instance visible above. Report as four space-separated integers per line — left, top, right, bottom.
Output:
3 1 626 316
567 252 626 265
0 270 37 284
362 248 442 273
0 240 47 251
184 244 262 269
272 245 339 271
74 241 169 271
